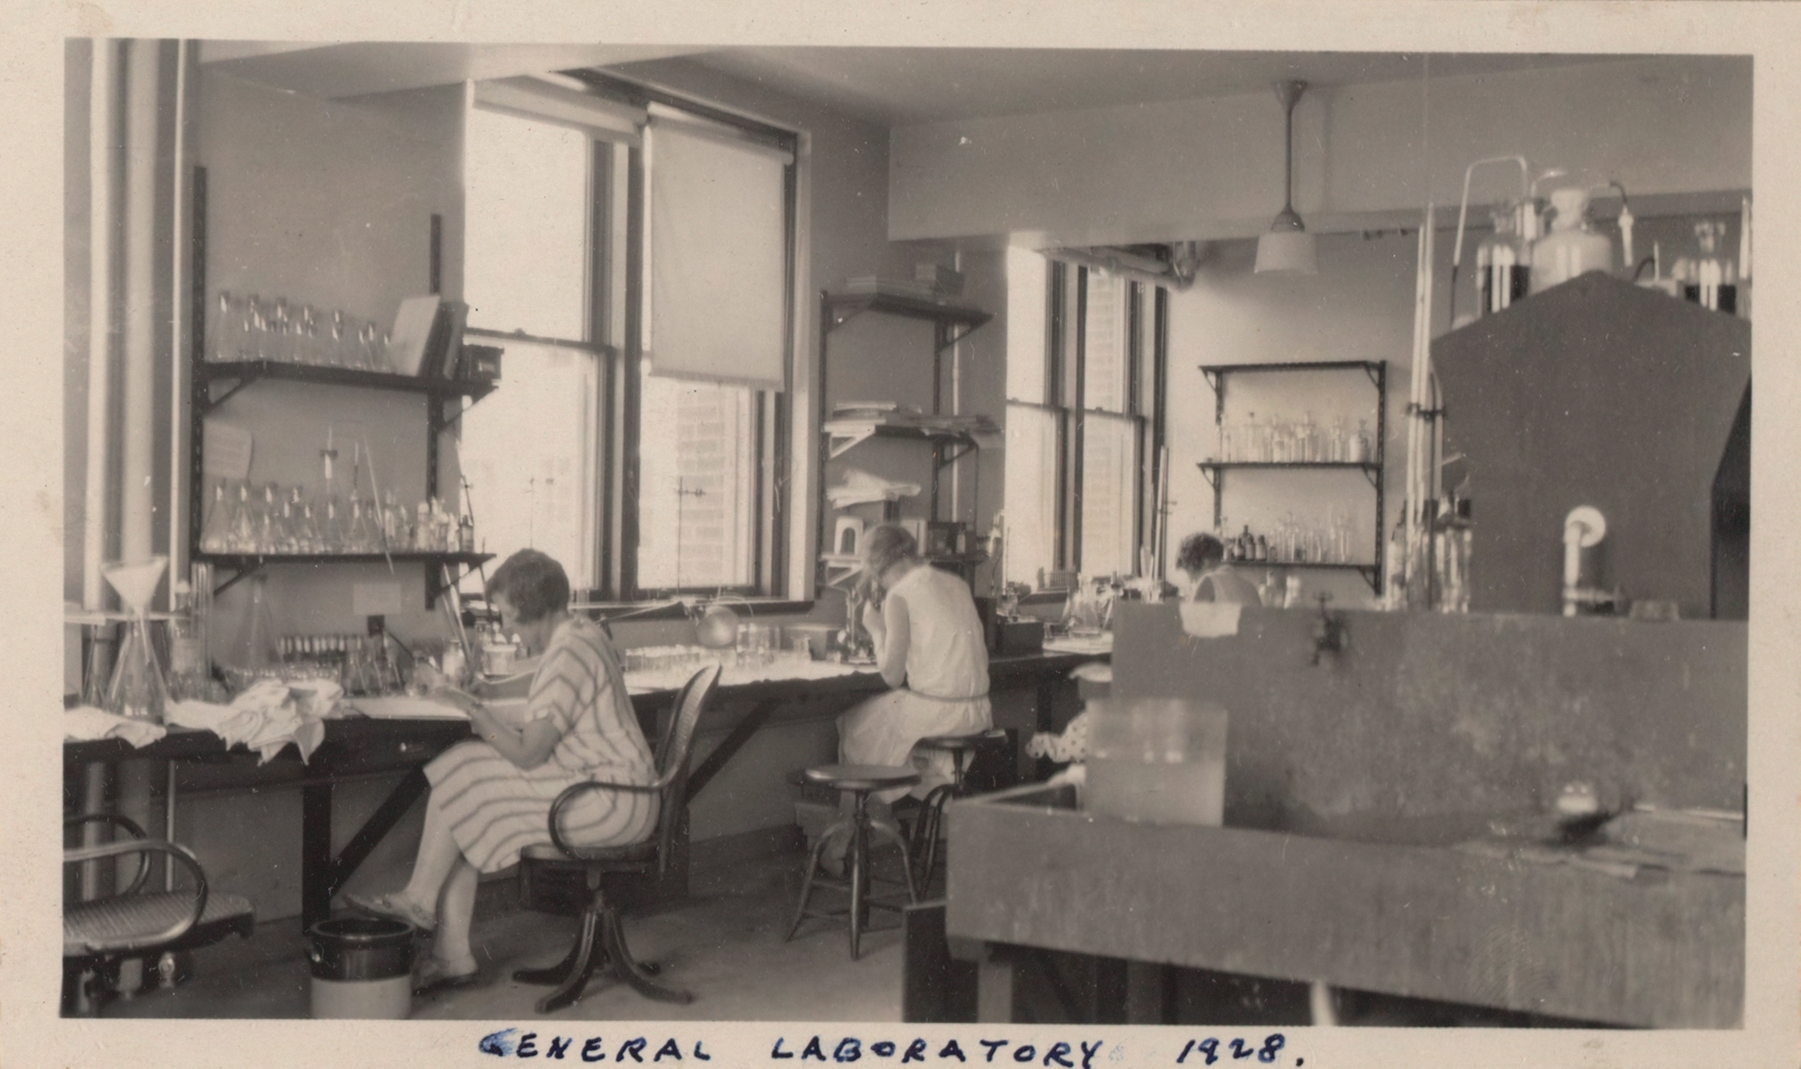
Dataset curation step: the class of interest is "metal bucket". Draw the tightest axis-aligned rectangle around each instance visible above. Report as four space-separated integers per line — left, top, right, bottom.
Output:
306 916 416 1019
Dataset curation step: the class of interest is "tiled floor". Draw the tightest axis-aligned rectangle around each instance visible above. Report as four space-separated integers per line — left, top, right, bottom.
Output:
99 849 915 1022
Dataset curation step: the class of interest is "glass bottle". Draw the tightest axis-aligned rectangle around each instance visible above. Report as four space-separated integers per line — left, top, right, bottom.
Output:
1350 420 1371 464
1530 187 1613 294
1476 203 1530 315
257 481 283 554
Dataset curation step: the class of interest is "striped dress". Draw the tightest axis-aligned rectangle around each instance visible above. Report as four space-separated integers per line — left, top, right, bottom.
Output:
424 615 658 874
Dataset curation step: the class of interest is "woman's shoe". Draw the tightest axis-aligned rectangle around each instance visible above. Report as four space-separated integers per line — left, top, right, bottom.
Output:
414 955 481 995
344 890 437 933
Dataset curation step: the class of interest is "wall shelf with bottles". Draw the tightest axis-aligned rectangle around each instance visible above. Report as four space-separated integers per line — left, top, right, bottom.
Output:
188 166 498 610
1197 360 1388 595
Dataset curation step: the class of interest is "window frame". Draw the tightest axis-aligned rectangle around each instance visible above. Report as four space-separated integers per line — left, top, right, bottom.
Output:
465 71 800 604
1024 258 1165 579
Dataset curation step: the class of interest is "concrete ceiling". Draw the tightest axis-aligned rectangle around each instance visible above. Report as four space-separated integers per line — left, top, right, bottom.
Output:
672 47 1622 126
202 41 1622 126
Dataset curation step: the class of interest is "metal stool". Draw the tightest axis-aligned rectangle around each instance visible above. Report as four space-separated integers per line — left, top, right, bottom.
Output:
784 764 920 959
909 729 1012 887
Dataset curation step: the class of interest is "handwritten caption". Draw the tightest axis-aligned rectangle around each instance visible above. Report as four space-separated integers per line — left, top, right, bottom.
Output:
477 1029 1299 1066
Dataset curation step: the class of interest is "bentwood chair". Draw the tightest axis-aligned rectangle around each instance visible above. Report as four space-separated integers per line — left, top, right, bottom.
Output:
513 662 722 1013
63 814 256 1016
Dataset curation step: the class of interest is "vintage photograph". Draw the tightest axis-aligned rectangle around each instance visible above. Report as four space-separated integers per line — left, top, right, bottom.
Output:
34 7 1790 1065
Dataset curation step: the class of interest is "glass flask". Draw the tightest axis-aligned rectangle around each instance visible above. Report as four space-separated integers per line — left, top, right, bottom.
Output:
228 480 259 552
224 573 280 675
200 478 235 553
101 556 171 723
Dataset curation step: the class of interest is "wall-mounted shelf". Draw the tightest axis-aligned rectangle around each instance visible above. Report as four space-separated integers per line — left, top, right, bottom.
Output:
825 421 979 462
816 289 994 592
1198 360 1388 595
197 551 495 602
1199 460 1381 481
189 166 501 613
195 360 497 415
823 291 991 351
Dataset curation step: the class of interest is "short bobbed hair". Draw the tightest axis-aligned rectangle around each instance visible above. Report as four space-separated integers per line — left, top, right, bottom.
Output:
863 523 922 580
487 549 571 624
1176 532 1227 577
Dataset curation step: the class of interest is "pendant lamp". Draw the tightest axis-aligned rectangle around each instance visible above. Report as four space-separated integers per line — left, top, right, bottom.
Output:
1254 80 1318 275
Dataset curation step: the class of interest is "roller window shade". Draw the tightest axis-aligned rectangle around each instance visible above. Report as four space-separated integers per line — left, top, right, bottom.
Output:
645 117 789 390
473 76 646 146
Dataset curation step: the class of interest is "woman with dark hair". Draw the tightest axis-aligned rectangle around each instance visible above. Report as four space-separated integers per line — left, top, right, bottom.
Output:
1176 532 1263 605
347 549 657 992
831 523 991 864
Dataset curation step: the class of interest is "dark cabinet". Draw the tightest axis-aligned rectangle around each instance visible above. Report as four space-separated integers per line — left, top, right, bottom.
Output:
1433 274 1749 618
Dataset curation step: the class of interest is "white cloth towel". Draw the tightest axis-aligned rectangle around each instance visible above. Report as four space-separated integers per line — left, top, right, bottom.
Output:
63 706 168 748
166 679 340 763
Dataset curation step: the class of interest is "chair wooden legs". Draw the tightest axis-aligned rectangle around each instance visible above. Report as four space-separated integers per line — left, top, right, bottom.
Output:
512 910 599 988
603 908 692 1004
516 897 691 1012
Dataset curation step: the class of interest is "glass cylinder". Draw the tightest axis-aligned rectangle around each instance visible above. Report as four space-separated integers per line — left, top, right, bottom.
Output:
1476 203 1530 315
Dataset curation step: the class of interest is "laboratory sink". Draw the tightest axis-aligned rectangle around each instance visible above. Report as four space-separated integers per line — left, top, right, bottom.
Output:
945 781 1744 1028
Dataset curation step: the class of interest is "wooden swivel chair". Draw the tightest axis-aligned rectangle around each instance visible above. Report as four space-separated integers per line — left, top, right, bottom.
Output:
63 814 256 1016
513 662 721 1013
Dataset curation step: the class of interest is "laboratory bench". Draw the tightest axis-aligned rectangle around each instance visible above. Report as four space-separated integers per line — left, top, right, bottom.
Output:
65 648 1103 931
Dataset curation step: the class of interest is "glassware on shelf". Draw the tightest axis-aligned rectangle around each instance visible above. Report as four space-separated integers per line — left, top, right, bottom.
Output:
101 556 171 723
1682 220 1738 313
1350 420 1371 463
200 478 235 553
1476 202 1530 315
224 573 281 675
228 480 258 552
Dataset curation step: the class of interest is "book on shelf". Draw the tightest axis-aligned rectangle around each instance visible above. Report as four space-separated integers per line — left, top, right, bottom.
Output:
386 295 442 376
418 300 469 379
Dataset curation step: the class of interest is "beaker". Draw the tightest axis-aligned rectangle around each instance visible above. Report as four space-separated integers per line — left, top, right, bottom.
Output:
101 557 171 723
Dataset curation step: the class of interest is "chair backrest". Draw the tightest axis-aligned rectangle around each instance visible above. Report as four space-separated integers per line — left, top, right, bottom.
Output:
651 663 722 876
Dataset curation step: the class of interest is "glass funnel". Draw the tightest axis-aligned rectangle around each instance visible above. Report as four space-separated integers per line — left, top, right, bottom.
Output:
101 556 171 723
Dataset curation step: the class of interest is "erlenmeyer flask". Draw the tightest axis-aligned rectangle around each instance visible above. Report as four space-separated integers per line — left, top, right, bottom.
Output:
229 481 258 552
225 573 280 674
101 557 171 723
200 478 234 553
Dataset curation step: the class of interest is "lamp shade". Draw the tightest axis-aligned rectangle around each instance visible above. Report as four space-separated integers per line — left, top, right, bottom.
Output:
1254 227 1318 275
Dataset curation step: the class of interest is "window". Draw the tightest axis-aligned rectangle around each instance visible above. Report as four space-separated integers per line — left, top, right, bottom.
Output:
1003 248 1164 586
460 77 796 601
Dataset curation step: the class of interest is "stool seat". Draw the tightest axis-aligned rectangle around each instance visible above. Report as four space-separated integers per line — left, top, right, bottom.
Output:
803 764 921 793
915 728 1010 755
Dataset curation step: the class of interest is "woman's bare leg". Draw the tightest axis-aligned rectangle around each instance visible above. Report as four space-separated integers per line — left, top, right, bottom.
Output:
400 791 463 912
431 856 481 968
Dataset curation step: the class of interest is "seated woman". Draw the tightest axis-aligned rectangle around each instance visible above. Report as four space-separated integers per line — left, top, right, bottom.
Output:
347 549 657 992
833 524 992 863
1176 532 1263 605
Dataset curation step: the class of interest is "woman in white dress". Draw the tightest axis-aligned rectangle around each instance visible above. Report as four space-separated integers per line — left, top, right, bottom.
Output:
834 524 991 858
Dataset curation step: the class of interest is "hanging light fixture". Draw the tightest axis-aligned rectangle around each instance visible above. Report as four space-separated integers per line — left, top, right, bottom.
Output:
1254 79 1318 275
